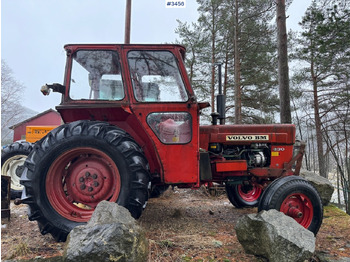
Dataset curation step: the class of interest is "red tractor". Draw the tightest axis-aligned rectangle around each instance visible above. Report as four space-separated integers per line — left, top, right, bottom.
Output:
19 44 323 242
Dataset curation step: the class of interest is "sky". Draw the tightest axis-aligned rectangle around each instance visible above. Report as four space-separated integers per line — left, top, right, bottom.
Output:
1 0 311 113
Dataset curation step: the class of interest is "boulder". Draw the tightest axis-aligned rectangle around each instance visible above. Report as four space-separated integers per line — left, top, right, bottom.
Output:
235 209 315 262
63 201 148 262
299 169 334 206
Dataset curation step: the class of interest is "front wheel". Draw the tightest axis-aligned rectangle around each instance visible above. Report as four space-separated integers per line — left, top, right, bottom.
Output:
226 183 262 208
258 176 323 235
21 121 150 242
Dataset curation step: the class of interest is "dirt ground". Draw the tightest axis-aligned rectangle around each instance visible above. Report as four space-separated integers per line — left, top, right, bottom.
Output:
1 187 350 261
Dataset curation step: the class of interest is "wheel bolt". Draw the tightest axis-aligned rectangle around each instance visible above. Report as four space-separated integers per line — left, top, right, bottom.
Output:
80 184 86 190
88 187 93 192
79 177 85 182
93 174 98 179
94 181 99 187
85 172 91 177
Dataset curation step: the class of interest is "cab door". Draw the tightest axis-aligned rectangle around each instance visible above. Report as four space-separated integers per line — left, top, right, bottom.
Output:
125 48 199 185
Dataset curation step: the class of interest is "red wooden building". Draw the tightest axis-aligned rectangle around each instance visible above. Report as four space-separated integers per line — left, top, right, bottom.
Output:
9 109 62 142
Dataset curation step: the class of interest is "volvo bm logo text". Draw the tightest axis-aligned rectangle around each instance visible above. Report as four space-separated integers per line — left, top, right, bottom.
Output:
226 135 269 141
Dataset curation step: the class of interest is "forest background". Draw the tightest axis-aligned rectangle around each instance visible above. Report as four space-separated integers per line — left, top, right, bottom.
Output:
174 0 350 213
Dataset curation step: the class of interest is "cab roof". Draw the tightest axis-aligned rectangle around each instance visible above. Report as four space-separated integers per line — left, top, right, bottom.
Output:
63 44 187 59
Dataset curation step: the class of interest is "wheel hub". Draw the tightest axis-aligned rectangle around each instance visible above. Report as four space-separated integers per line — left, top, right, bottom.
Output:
238 184 262 202
280 193 313 227
64 153 118 207
287 206 303 218
2 155 27 190
73 170 104 197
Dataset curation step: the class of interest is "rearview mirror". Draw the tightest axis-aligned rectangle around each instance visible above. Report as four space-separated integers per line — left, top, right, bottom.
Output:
40 83 65 96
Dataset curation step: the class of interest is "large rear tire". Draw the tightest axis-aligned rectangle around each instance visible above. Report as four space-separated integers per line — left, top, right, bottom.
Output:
226 182 262 208
258 176 323 235
20 120 150 242
1 141 33 199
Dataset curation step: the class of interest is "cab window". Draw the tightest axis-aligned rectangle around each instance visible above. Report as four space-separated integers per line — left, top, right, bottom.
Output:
127 51 188 102
69 50 124 101
147 112 192 144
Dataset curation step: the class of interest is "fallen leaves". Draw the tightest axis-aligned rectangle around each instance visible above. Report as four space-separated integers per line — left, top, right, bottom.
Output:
1 189 349 261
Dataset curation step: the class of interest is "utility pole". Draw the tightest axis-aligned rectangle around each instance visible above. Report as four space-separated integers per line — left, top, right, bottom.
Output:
124 0 132 44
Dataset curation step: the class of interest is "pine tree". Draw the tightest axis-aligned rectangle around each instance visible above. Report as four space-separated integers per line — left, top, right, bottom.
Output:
176 0 279 124
291 0 350 182
276 0 292 124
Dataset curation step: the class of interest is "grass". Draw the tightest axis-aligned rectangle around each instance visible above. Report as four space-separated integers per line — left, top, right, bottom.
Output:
9 241 31 259
323 204 348 218
315 204 350 259
322 205 349 231
158 239 175 248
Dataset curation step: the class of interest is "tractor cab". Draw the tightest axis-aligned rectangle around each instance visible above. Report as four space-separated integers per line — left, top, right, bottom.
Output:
65 47 189 102
42 44 204 186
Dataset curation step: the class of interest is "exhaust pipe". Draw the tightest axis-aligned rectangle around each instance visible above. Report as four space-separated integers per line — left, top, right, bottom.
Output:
213 63 226 125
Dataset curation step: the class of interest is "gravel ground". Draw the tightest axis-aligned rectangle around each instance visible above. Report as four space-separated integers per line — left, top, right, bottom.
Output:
1 186 350 261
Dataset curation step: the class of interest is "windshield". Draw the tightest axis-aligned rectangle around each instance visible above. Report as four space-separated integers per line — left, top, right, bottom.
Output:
127 50 188 102
69 50 124 100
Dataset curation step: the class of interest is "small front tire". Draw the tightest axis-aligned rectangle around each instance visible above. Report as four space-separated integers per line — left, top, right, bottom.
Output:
226 183 262 208
258 176 323 235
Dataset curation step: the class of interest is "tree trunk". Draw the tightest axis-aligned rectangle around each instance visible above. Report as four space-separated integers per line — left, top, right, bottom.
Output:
292 99 309 169
224 48 229 96
345 123 350 214
276 0 291 124
347 176 350 215
189 47 195 84
210 3 217 114
337 168 341 205
234 0 242 124
211 32 216 113
311 64 327 178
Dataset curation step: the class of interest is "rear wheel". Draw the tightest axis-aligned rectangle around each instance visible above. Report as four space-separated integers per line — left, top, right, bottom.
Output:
1 141 33 199
258 176 323 235
226 182 262 208
21 120 150 242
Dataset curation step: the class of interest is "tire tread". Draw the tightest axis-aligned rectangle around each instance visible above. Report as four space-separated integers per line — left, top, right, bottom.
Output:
20 120 150 241
258 176 323 235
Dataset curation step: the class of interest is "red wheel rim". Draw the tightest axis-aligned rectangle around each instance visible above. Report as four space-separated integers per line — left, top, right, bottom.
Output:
46 147 121 222
238 184 262 202
280 193 313 228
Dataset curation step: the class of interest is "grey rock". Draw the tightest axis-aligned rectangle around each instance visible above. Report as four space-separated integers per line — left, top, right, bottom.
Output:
299 169 334 206
235 209 315 262
316 252 350 262
336 258 350 262
63 201 148 262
